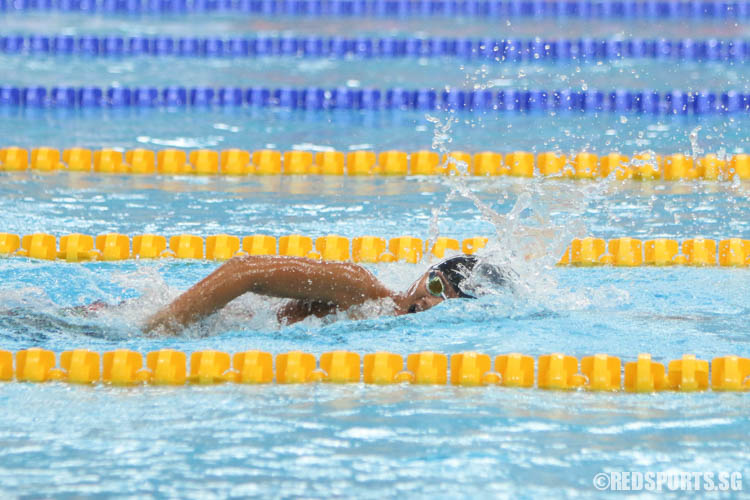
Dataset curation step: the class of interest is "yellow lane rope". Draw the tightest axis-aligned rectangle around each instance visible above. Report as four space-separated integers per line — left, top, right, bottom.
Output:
1 233 749 266
2 348 745 392
2 146 749 179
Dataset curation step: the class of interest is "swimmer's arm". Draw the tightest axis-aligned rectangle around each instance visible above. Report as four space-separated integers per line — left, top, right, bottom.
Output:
144 255 393 334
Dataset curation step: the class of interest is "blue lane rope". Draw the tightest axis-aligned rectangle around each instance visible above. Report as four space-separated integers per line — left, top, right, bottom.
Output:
1 34 747 62
2 0 750 18
0 85 747 114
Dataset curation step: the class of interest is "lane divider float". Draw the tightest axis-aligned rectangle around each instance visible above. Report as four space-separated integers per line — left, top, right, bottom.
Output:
3 34 747 62
2 348 748 392
3 147 750 179
0 233 486 262
559 236 750 267
3 0 749 19
0 85 748 114
3 233 750 267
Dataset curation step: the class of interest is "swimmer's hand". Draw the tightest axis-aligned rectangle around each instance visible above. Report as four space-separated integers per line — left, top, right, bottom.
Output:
143 255 395 335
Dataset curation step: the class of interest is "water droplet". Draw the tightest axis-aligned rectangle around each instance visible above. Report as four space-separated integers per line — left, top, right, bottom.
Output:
689 126 703 158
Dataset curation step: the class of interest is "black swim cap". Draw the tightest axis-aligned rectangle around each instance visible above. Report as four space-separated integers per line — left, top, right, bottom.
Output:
431 254 512 299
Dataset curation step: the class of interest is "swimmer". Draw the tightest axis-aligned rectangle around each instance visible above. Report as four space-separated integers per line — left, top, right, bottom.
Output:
144 254 511 335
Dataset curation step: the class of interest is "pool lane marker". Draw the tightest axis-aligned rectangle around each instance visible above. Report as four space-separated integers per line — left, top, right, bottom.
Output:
3 348 747 392
0 86 747 114
2 233 479 262
1 233 749 266
3 147 750 179
2 34 746 63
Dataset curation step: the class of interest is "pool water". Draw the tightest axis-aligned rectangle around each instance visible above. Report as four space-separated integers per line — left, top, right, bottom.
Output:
5 12 750 38
1 109 749 156
2 173 750 497
2 10 750 500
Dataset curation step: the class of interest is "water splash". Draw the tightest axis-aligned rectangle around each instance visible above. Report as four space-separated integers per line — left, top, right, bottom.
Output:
420 110 616 317
425 113 456 152
0 283 134 342
423 114 460 259
689 126 703 158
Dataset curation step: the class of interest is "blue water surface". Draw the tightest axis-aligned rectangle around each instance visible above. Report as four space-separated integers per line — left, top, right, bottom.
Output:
1 175 749 498
0 108 748 155
3 12 750 38
1 10 749 500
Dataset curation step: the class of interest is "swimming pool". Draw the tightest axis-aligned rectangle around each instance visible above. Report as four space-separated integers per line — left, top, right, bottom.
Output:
2 8 750 499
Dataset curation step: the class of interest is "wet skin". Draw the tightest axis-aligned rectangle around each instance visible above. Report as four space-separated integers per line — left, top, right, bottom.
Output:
144 255 461 335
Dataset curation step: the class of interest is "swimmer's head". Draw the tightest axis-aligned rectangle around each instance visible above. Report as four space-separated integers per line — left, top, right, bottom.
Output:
398 254 513 315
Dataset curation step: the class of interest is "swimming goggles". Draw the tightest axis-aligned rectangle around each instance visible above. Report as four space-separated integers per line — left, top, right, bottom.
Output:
427 271 447 298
